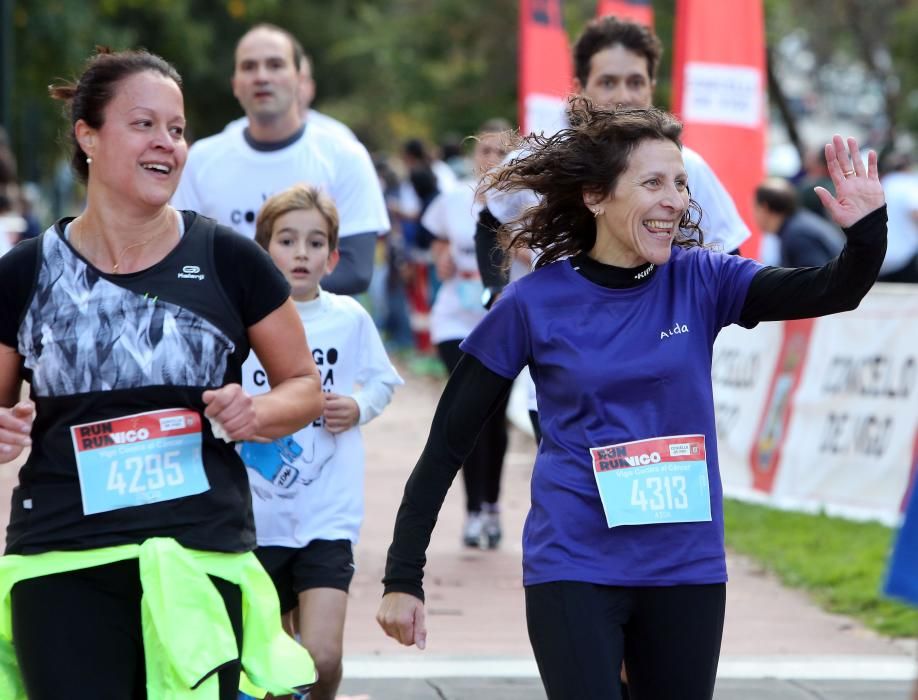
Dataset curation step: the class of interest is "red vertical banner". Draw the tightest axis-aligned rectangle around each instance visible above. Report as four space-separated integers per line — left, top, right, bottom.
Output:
672 0 766 260
596 0 654 26
519 0 573 135
748 319 814 493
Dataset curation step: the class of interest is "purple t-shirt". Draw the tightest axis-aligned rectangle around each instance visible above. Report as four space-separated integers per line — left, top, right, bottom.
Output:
461 245 762 586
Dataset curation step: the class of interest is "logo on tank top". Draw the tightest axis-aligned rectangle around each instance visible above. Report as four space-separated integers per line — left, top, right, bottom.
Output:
660 323 689 340
177 264 205 281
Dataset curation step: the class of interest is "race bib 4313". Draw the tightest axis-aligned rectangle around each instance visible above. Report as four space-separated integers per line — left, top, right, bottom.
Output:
589 435 712 528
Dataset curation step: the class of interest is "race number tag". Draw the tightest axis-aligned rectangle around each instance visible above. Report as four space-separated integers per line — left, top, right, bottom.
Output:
455 279 484 312
589 435 712 528
70 408 210 515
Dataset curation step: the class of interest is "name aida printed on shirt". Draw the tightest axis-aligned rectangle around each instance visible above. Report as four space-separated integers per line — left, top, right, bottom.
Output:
660 323 689 340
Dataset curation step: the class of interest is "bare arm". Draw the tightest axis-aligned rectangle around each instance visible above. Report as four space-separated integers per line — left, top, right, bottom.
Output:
431 239 455 281
0 343 33 464
202 299 323 441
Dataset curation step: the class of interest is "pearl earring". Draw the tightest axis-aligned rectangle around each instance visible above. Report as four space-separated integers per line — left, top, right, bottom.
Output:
86 156 92 165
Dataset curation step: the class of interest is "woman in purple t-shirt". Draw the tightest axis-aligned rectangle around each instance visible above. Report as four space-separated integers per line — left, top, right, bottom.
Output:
377 102 887 700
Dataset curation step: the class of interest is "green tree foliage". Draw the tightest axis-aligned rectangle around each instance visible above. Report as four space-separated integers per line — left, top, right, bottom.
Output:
10 0 521 180
763 0 918 154
8 0 913 188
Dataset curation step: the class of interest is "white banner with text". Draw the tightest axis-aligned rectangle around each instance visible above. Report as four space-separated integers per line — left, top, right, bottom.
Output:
714 283 918 524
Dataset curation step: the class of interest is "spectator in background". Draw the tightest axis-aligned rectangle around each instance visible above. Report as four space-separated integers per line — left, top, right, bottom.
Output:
16 184 42 241
369 156 414 354
0 127 17 190
173 23 389 295
796 147 834 219
421 118 512 548
394 138 457 358
440 132 472 180
0 127 27 254
0 191 27 255
405 138 457 193
754 177 844 267
398 138 457 236
878 152 918 283
222 49 357 143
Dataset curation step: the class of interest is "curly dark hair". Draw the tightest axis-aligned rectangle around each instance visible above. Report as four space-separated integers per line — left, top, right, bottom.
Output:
574 16 663 86
483 101 704 269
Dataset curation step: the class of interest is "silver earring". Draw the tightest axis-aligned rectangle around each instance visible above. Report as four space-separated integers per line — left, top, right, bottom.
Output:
592 208 603 217
86 156 92 165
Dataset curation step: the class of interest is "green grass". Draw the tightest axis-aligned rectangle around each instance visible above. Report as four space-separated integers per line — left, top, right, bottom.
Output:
723 498 918 638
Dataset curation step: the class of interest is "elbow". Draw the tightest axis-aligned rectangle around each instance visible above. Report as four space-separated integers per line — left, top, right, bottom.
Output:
325 262 373 295
839 280 876 313
302 375 325 426
349 265 373 295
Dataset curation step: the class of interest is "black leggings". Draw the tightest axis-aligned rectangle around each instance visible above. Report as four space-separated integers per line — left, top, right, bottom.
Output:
525 581 725 700
437 340 509 512
11 559 243 700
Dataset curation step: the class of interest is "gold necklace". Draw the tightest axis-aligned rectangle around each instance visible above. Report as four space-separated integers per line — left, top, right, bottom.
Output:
73 218 162 274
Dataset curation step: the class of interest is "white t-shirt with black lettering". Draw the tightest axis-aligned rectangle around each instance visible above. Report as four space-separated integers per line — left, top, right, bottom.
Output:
240 291 403 547
173 122 389 239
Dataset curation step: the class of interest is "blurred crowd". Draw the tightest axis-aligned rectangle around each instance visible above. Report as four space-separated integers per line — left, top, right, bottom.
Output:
3 108 918 362
0 127 42 257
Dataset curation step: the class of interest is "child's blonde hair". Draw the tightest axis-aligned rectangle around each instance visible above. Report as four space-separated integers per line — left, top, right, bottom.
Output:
254 184 340 251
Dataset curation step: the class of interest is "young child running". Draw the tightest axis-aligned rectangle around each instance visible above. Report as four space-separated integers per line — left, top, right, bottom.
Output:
239 184 403 700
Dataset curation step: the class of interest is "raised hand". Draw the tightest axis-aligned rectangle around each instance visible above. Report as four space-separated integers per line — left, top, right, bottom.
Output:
814 135 885 229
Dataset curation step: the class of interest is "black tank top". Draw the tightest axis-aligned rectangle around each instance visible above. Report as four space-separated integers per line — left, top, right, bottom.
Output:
6 212 286 554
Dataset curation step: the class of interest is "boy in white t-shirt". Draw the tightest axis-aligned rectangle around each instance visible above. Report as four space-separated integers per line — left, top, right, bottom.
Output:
239 184 403 700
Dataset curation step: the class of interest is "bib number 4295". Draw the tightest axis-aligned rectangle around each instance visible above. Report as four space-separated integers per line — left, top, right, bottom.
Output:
106 449 188 496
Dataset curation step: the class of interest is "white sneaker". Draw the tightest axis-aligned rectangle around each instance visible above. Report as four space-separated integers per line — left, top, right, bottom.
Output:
482 510 502 549
463 512 484 548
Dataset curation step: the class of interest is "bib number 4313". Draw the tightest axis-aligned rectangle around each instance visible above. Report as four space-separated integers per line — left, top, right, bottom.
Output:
630 475 689 512
591 434 712 528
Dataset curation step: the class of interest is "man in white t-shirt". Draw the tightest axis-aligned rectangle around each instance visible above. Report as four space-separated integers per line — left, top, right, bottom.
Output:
173 23 389 294
879 153 918 283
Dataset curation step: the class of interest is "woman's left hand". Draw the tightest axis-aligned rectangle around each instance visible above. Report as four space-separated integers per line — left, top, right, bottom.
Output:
815 135 885 229
202 383 258 441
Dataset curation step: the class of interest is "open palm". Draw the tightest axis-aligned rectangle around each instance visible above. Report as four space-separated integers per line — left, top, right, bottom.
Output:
814 135 885 229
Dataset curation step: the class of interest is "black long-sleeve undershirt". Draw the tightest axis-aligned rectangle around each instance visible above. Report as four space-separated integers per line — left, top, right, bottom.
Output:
383 206 887 601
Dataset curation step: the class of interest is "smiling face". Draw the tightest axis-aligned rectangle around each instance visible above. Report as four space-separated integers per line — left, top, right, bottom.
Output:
576 44 654 109
267 207 340 301
76 70 187 211
232 27 300 124
588 138 688 267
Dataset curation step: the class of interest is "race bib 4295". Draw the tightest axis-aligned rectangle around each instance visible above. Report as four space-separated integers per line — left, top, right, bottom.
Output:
70 408 211 515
